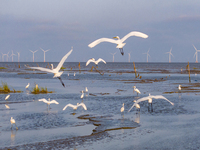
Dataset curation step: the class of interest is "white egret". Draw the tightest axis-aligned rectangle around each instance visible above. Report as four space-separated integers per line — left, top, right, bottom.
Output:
5 104 10 109
74 72 76 76
81 90 84 99
10 117 18 130
128 94 174 112
120 103 124 113
178 85 181 91
86 58 106 66
133 86 141 95
5 95 10 100
133 100 141 112
25 83 30 89
63 102 87 111
38 98 59 109
88 31 148 55
25 48 73 87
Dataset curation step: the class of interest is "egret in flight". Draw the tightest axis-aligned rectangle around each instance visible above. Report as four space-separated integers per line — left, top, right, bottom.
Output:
25 48 73 87
63 102 87 111
128 94 174 112
38 98 59 109
88 31 148 55
86 58 106 66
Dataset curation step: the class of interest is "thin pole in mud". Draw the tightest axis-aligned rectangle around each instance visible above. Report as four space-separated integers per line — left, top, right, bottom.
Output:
186 62 191 83
133 62 137 78
78 62 81 73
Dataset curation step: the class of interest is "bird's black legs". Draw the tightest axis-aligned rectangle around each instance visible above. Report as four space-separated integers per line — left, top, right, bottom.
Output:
58 77 65 87
119 48 124 55
151 103 153 112
148 103 153 112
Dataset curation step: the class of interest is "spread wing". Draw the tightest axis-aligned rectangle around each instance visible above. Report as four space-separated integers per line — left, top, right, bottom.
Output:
150 95 174 105
96 58 106 64
128 96 149 112
38 98 48 104
63 104 76 110
49 100 59 104
86 59 95 66
88 38 119 48
77 103 87 110
121 31 148 43
55 49 73 71
26 66 54 73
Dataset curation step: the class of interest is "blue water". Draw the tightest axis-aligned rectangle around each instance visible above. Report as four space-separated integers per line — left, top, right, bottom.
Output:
0 62 200 149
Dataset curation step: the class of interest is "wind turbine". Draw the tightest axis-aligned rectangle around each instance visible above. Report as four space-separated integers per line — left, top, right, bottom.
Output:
29 50 38 62
1 53 6 62
128 52 131 62
192 44 200 63
5 52 9 62
165 48 174 63
143 49 150 62
10 51 16 62
110 52 117 62
17 52 20 62
40 48 50 62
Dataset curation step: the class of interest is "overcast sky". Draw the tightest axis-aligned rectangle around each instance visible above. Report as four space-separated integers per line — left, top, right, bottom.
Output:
1 1 200 62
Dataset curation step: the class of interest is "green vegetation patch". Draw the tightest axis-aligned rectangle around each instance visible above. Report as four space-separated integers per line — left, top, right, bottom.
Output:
31 85 54 94
0 82 22 93
0 67 7 69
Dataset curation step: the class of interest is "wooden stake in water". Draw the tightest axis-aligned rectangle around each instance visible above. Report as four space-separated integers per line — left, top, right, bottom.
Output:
78 62 81 73
133 62 137 78
186 62 191 83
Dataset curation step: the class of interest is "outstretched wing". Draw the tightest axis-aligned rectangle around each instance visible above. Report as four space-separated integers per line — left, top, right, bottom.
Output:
27 66 54 73
55 49 73 71
78 103 87 110
150 95 174 105
97 58 106 64
63 104 75 110
88 38 119 48
49 100 59 104
38 98 48 104
128 96 149 112
121 31 148 43
86 59 95 66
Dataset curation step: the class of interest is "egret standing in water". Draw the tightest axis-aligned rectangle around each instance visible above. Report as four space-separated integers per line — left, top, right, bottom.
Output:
25 83 30 89
133 100 140 112
86 58 106 66
80 90 84 99
178 85 181 91
25 48 73 87
120 103 124 114
133 86 141 96
128 94 174 112
10 117 18 130
38 98 59 109
88 31 148 55
5 94 10 100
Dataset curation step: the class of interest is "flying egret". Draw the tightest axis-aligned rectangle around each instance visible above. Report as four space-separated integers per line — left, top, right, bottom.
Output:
5 95 10 100
133 86 141 95
86 58 106 66
5 104 10 109
88 31 148 55
63 102 87 111
178 85 181 91
10 117 18 130
38 98 59 109
25 48 73 87
120 103 124 113
128 94 174 112
25 83 30 89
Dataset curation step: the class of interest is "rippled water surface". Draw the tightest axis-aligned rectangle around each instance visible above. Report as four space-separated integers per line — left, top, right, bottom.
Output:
0 62 200 149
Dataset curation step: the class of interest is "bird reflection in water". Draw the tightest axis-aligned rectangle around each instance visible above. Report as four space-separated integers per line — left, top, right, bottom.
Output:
10 130 17 146
134 112 140 124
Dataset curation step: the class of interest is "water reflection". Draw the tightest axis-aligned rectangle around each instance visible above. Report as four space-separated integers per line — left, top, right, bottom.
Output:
10 130 17 146
134 113 140 124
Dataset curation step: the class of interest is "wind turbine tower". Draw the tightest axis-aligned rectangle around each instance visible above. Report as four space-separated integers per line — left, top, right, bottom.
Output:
143 49 150 62
10 50 16 62
40 48 50 62
193 44 200 63
110 52 117 62
165 48 174 63
29 50 38 62
17 52 20 62
128 52 131 62
5 52 9 62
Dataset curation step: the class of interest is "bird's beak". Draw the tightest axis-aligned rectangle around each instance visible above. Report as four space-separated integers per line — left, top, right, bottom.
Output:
113 36 118 39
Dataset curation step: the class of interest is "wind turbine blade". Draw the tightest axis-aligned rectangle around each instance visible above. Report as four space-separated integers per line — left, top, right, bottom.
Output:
193 44 198 52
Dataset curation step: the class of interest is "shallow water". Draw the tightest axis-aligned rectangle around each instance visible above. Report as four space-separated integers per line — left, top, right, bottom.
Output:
0 62 200 149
